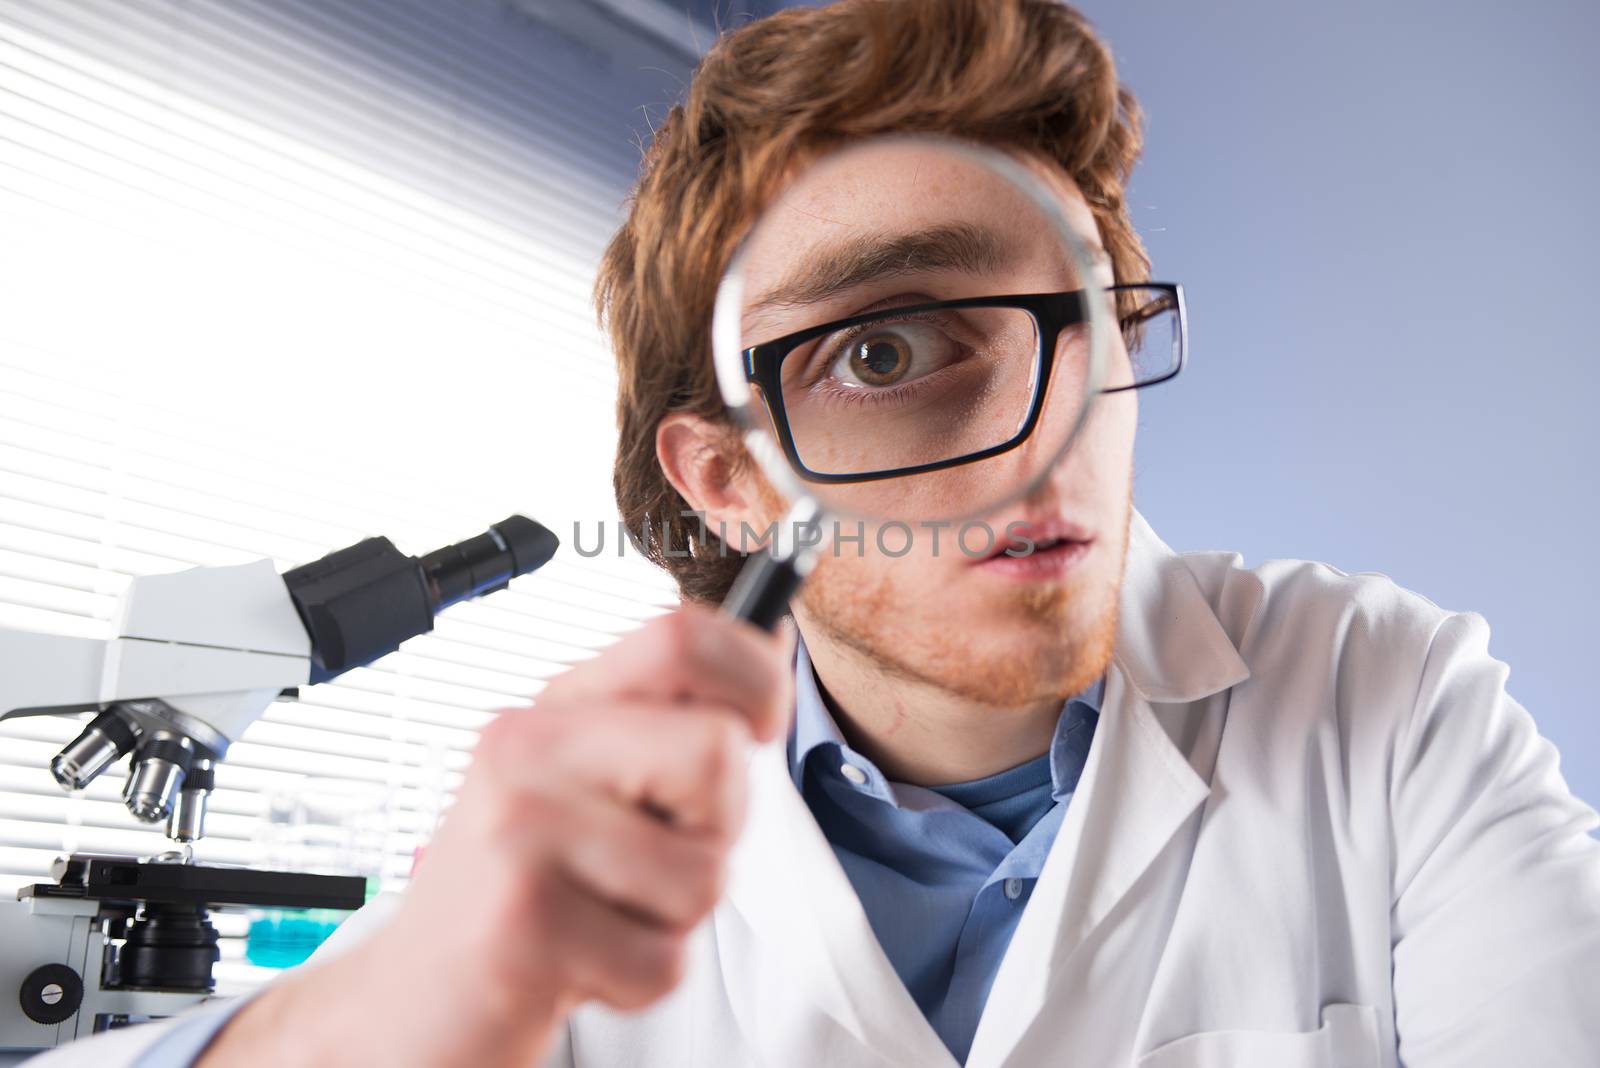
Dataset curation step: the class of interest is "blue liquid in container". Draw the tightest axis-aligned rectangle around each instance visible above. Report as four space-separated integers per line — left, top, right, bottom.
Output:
245 909 345 968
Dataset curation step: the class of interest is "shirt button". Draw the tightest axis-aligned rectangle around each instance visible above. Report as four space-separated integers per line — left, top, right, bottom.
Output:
839 763 868 786
1004 878 1025 901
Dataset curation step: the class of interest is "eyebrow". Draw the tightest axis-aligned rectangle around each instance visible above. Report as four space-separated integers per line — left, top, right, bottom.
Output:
747 221 1109 314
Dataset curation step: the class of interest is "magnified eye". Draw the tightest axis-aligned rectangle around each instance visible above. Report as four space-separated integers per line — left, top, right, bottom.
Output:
826 321 962 390
849 335 911 385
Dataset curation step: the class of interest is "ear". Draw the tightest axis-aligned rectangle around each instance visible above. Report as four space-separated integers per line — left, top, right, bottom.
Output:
656 413 785 551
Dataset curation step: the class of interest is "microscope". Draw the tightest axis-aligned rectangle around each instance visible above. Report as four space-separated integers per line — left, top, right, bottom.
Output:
0 517 559 1052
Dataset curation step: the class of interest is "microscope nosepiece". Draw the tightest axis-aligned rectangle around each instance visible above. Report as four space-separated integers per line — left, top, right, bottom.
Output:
51 710 140 791
123 735 194 823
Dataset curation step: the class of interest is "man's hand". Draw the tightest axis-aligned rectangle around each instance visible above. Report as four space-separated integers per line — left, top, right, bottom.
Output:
196 604 793 1068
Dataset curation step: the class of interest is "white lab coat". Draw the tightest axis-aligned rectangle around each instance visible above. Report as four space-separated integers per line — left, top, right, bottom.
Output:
26 508 1600 1067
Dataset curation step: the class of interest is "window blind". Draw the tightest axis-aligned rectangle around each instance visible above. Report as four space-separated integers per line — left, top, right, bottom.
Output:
0 0 686 986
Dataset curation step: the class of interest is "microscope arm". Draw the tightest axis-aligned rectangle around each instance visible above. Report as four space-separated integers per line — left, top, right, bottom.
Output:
2 556 313 744
0 629 107 720
1 634 310 735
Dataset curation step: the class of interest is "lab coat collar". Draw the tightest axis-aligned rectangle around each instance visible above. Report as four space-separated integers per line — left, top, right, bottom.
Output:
720 505 1251 1068
1111 506 1252 704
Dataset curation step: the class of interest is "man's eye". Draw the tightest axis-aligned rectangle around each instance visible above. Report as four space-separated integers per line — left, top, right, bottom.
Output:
825 322 960 389
845 334 913 385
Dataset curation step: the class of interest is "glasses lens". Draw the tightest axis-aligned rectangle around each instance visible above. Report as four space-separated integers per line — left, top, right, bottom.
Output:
1110 286 1180 390
778 304 1043 477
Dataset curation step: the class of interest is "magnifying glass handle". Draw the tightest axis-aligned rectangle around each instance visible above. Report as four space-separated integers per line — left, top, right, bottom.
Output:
721 551 806 632
718 500 826 633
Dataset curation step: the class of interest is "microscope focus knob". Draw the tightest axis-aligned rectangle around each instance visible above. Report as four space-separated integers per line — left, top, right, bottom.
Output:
18 963 83 1026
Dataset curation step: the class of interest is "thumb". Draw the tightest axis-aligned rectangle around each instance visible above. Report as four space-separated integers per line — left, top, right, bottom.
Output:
775 614 800 665
752 614 799 745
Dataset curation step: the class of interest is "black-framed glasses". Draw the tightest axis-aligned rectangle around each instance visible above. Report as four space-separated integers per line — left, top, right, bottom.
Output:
742 282 1186 484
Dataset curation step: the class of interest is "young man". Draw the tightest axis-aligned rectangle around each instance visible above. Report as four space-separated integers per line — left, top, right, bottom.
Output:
35 1 1600 1066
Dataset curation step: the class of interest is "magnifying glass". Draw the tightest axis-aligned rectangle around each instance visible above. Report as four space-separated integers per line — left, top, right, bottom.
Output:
709 134 1119 631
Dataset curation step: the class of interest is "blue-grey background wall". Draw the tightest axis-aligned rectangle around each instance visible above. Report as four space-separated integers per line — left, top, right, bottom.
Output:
1071 0 1599 808
754 0 1600 806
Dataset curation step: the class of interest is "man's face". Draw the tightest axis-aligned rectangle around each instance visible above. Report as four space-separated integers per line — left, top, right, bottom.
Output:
717 142 1138 708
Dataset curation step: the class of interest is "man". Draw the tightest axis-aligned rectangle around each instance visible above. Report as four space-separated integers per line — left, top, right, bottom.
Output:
33 1 1600 1066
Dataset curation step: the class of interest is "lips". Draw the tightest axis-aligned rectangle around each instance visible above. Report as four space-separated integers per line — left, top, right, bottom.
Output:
981 518 1094 561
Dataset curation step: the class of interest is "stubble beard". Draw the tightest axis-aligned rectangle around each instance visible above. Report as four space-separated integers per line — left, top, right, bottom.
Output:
797 496 1133 709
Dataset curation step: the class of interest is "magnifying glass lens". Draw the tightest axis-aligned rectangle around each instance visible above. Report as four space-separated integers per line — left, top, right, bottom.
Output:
717 136 1112 527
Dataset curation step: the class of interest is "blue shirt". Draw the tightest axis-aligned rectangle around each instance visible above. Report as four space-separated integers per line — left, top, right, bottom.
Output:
789 639 1103 1065
132 641 1102 1068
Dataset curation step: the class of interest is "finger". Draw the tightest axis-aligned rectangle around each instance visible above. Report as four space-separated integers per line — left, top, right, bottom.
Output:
539 605 793 742
543 867 692 1011
482 701 752 838
553 793 728 932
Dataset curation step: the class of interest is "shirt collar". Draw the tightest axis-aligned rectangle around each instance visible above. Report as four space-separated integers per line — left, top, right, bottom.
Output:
787 636 1105 808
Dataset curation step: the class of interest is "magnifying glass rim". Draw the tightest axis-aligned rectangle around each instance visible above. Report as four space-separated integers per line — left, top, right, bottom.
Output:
711 132 1113 527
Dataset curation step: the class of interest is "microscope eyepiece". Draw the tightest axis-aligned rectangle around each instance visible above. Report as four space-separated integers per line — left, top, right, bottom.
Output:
283 515 559 684
419 515 560 612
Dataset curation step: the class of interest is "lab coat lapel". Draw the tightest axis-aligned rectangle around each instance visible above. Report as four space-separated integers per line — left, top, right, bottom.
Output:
966 508 1252 1068
720 735 961 1068
1058 506 1251 952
